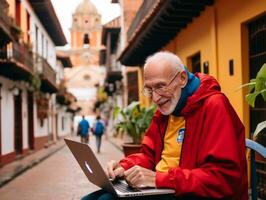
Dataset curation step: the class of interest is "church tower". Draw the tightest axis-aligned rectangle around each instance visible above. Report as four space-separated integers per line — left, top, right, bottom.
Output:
63 0 105 115
70 0 102 66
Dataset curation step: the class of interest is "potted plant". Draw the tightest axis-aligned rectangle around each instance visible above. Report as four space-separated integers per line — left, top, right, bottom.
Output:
113 101 156 156
240 63 266 145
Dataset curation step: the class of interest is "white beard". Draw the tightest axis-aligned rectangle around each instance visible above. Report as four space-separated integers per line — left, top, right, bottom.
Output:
158 97 179 115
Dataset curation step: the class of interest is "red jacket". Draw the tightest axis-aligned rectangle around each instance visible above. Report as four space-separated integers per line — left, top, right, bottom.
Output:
119 73 248 200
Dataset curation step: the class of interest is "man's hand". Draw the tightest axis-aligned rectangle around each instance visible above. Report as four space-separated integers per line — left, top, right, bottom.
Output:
124 165 156 188
106 160 125 180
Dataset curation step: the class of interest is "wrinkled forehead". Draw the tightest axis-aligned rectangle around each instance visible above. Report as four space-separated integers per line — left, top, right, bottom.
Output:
144 60 174 82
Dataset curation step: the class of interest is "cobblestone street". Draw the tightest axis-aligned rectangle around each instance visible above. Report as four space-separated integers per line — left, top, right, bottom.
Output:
0 136 124 200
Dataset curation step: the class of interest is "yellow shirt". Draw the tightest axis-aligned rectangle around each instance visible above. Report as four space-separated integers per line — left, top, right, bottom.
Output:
155 115 185 173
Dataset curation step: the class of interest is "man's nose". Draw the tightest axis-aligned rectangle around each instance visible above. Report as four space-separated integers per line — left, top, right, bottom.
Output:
152 91 161 103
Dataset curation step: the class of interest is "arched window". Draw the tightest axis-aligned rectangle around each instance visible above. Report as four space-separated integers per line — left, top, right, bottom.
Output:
83 33 90 48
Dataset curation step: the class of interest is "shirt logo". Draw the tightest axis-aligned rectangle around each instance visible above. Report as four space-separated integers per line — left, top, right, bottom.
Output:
177 128 185 144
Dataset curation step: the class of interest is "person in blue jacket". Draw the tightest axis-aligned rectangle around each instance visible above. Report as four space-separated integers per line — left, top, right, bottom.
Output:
92 115 105 153
78 115 90 144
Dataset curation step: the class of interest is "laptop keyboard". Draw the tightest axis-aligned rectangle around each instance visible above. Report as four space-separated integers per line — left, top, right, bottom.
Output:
113 181 141 193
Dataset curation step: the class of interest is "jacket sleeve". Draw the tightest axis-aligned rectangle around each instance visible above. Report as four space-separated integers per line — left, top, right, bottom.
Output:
119 116 159 171
156 95 247 198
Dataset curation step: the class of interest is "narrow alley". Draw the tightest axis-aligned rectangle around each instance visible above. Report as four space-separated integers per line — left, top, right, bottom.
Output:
0 136 123 200
0 0 265 199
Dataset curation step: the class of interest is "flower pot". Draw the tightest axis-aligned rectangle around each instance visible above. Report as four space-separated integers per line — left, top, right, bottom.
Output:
122 143 141 157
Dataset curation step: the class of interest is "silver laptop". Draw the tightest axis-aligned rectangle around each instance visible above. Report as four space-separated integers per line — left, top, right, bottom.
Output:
64 139 175 198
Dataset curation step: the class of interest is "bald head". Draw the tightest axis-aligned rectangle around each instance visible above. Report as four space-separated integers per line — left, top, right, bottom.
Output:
144 51 185 81
144 51 184 73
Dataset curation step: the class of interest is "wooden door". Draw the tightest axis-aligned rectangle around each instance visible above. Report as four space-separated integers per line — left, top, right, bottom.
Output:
14 91 23 155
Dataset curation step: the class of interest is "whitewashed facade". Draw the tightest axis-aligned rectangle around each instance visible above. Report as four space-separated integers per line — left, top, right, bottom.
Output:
0 0 68 166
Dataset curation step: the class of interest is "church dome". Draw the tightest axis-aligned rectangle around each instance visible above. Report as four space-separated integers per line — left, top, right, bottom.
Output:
75 0 98 15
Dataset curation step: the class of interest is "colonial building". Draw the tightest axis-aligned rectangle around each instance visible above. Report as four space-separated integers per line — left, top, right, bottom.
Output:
0 0 74 166
64 0 105 116
99 17 123 129
111 0 143 106
119 0 266 138
118 0 266 197
56 54 78 139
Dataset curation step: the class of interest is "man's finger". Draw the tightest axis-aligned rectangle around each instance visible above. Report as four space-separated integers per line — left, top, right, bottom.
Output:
114 167 124 177
106 160 117 179
125 166 141 183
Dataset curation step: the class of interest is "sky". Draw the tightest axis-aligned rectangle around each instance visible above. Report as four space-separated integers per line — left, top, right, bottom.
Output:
51 0 121 44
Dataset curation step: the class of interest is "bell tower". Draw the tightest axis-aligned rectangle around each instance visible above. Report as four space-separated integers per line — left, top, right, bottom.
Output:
64 0 105 115
70 0 102 66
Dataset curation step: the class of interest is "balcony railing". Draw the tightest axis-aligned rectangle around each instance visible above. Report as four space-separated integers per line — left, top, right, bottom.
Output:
35 54 56 89
0 42 34 73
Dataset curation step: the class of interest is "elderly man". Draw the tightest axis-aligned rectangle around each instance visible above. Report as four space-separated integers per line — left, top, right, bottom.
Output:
82 52 248 200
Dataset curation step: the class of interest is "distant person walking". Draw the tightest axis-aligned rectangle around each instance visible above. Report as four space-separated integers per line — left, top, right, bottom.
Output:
78 116 90 144
92 116 105 153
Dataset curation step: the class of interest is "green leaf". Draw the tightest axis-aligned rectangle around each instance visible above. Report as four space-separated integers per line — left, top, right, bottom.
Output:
259 88 266 101
248 80 256 92
256 63 266 80
113 106 121 119
255 77 265 92
237 79 256 92
246 91 260 107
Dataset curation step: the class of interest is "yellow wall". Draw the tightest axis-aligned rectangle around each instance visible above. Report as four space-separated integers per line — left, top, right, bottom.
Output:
138 67 151 107
7 0 15 18
215 0 266 136
173 6 218 77
163 0 266 137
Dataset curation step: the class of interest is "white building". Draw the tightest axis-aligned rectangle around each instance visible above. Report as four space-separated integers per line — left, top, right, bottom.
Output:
0 0 72 166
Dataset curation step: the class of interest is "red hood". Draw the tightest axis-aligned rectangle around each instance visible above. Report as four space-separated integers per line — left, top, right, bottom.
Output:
181 73 222 116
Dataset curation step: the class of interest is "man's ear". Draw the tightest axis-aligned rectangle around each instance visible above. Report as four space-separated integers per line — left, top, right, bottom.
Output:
179 71 188 88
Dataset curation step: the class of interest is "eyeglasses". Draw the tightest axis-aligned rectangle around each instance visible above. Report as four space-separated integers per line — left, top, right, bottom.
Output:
142 70 181 98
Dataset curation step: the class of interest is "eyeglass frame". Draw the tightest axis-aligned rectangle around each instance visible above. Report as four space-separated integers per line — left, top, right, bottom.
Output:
142 70 182 97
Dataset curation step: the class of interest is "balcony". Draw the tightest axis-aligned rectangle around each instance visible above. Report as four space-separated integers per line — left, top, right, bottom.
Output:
0 42 34 81
35 54 57 93
0 0 16 47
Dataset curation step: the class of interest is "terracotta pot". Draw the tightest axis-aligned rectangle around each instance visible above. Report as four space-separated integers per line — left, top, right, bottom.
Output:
122 143 141 157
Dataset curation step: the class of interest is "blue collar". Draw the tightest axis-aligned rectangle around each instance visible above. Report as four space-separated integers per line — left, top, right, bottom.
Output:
172 67 200 116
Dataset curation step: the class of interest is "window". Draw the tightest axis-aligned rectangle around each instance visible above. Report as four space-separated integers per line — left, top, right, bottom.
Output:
191 52 201 73
187 52 201 73
62 117 64 130
35 25 38 53
41 34 44 57
46 40 48 59
83 33 90 47
40 119 44 127
15 0 21 27
26 11 30 42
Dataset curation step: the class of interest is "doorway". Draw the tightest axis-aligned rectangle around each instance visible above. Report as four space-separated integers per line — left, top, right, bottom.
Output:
127 71 139 104
14 91 23 155
248 14 266 135
27 92 34 150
